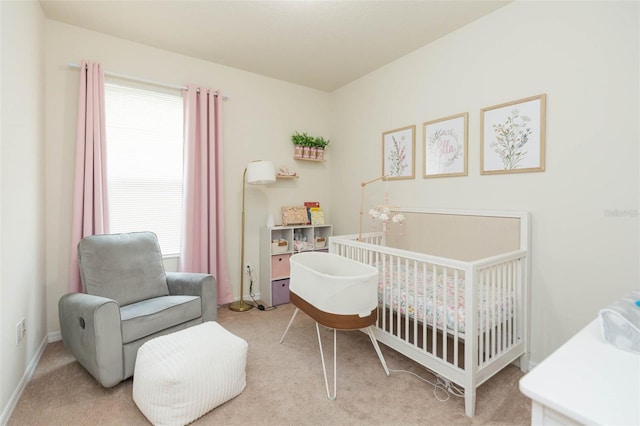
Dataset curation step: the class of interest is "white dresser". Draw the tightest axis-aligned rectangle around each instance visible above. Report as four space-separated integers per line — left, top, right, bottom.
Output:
519 319 640 425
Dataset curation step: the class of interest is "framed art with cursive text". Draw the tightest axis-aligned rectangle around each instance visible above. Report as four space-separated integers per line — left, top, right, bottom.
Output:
423 112 468 178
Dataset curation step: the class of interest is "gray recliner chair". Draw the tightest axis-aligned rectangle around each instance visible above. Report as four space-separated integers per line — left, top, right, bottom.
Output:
59 231 217 387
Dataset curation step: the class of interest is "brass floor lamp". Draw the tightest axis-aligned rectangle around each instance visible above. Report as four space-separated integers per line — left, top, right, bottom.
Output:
229 160 276 312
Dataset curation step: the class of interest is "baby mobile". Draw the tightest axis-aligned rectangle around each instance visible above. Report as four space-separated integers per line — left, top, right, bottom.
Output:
358 176 405 241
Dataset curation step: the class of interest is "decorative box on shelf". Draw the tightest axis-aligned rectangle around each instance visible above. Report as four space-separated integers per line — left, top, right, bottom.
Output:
314 237 326 249
276 166 298 179
293 146 325 161
271 240 288 254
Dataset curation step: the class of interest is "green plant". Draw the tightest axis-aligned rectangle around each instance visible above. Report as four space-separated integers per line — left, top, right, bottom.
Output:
292 132 330 148
291 131 314 146
314 136 330 149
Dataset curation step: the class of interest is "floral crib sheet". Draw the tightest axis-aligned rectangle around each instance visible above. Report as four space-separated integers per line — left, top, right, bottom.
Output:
376 262 512 335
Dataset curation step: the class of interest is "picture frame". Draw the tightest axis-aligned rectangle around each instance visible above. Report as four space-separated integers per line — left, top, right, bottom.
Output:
481 94 546 175
423 112 468 178
382 125 415 180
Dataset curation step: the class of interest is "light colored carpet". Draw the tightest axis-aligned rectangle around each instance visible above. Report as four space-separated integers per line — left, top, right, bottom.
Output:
8 303 531 425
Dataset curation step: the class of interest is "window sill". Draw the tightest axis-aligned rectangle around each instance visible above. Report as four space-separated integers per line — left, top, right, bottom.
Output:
161 254 180 273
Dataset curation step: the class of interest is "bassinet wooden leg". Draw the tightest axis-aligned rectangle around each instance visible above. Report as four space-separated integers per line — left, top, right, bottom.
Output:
365 326 389 376
316 322 337 400
464 389 476 417
279 308 300 344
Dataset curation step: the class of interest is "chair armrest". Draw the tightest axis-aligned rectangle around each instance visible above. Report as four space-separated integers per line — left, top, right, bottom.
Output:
58 293 123 387
166 272 217 322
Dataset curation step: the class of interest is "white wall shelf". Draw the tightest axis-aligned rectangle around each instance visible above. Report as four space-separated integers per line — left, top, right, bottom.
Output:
294 157 324 162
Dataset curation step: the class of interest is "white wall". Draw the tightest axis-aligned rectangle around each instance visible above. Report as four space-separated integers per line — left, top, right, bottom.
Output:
329 1 639 363
0 0 47 421
44 20 332 332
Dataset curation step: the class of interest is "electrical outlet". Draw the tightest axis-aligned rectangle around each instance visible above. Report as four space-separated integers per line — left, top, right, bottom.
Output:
15 318 26 345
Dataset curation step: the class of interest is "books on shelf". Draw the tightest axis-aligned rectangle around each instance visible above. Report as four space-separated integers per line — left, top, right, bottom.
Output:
310 207 324 225
305 202 321 224
281 202 325 226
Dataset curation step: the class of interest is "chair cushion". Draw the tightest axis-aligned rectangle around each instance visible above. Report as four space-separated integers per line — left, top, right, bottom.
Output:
78 232 169 306
121 295 201 344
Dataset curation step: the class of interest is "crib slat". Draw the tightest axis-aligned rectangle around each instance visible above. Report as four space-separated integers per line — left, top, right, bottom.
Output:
477 269 483 368
515 260 521 345
431 263 437 358
453 269 459 368
412 260 418 348
504 262 508 349
494 265 498 356
404 257 409 344
499 264 504 355
381 254 388 332
391 255 397 337
422 262 427 354
484 270 490 366
510 261 515 347
442 266 448 363
395 256 401 339
498 263 503 354
491 266 496 360
504 262 513 351
512 261 517 347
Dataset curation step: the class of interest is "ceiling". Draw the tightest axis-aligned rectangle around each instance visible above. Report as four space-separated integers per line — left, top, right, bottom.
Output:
40 0 510 92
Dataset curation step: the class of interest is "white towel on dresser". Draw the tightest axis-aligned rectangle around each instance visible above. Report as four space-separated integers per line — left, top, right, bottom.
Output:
599 289 640 355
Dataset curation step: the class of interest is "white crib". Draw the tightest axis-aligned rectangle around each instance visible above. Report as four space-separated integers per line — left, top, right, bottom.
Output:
329 208 530 417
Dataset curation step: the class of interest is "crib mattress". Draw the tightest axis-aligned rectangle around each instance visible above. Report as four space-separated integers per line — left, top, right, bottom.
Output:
377 263 512 335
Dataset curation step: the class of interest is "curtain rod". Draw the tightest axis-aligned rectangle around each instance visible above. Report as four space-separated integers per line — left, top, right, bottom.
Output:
67 63 230 100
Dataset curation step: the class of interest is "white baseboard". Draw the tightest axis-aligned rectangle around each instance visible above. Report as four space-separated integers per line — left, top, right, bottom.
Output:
0 334 48 425
48 331 62 343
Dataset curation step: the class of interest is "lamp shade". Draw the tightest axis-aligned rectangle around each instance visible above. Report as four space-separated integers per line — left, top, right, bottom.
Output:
246 160 276 185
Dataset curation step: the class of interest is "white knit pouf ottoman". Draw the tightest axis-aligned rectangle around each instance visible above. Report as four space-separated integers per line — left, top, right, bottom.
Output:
133 321 248 426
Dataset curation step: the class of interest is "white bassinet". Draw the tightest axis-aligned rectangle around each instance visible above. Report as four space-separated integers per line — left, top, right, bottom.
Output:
280 252 390 399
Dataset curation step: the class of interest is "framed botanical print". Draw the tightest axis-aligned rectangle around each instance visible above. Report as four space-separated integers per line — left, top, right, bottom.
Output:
481 94 546 174
382 125 415 180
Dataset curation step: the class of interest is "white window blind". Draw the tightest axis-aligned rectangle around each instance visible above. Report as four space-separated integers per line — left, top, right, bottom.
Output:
105 83 184 255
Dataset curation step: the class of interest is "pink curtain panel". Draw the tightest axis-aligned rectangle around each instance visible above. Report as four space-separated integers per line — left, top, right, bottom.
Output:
180 84 232 305
68 60 110 293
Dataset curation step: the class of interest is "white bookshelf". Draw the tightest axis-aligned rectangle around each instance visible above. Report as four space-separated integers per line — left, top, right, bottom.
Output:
259 224 332 307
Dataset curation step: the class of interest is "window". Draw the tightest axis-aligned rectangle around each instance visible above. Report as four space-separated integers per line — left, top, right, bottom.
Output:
104 83 184 255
